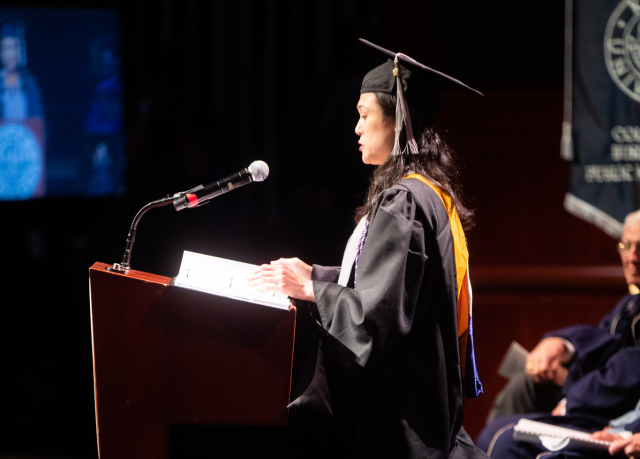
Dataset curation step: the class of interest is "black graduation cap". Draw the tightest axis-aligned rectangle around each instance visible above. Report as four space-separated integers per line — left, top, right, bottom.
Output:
358 38 482 156
359 38 482 97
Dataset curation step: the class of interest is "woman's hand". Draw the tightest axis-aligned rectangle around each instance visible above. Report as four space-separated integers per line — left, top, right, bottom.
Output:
247 259 315 302
271 258 313 280
609 434 640 458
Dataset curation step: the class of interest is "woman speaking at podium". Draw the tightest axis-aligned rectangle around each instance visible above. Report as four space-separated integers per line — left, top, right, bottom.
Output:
248 39 486 459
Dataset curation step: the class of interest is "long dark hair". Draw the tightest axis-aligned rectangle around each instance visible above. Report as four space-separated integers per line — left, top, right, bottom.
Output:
354 92 473 230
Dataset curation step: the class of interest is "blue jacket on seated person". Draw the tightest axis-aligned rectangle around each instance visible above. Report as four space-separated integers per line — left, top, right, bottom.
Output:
477 294 640 458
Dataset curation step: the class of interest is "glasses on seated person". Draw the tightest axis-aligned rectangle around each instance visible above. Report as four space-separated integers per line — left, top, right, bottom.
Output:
618 240 640 254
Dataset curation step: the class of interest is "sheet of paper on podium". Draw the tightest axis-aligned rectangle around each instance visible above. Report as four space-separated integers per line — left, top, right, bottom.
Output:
173 250 290 309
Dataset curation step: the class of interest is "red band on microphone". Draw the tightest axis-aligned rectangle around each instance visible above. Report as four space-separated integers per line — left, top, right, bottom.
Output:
186 193 199 207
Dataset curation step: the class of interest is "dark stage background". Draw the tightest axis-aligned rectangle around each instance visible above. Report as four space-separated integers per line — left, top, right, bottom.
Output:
0 0 627 457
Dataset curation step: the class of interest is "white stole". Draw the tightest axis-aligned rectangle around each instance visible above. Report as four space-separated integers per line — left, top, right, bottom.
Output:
337 216 368 287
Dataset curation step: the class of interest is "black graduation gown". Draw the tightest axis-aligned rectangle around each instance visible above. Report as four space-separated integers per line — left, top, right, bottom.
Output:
290 178 486 459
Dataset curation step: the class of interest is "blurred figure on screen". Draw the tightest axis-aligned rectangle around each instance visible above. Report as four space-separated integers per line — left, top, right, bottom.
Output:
0 18 46 200
84 35 123 196
86 35 122 135
0 19 43 119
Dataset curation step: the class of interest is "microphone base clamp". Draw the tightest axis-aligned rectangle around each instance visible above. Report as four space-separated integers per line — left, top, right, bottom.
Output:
106 263 128 274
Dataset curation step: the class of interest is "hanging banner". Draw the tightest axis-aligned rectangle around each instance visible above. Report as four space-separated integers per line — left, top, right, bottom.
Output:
563 0 640 238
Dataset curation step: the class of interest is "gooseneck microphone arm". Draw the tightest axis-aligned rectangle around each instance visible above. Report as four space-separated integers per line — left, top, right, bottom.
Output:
107 183 205 273
107 161 269 273
118 197 174 270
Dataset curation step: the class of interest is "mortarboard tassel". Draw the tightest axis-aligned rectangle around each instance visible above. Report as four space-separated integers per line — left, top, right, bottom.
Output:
392 55 420 156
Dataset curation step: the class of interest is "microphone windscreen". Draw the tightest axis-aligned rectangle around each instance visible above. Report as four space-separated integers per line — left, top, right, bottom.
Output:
249 160 269 182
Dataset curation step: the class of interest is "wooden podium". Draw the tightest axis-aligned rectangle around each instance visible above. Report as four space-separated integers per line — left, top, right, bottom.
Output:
89 262 296 459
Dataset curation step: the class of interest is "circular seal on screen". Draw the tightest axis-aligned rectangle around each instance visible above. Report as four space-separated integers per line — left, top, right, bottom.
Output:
0 123 43 200
604 1 640 103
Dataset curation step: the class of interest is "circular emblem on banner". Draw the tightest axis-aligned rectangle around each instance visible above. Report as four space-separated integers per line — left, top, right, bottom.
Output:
604 0 640 103
0 123 43 200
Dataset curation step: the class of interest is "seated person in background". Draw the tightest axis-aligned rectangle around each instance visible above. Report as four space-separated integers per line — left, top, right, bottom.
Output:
489 210 640 424
476 210 640 458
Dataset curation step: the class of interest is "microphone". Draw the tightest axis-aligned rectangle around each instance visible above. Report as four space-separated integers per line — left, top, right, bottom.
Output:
173 160 269 211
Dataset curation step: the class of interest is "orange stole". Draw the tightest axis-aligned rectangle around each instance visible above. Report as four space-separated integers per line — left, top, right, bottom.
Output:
403 174 471 378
